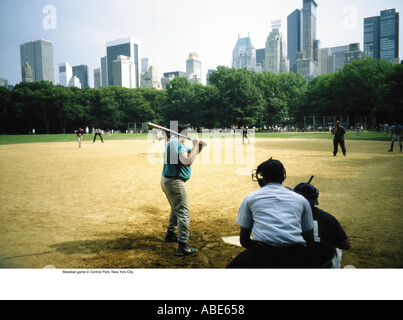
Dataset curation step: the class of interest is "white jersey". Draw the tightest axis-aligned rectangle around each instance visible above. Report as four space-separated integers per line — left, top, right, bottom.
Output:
236 183 314 247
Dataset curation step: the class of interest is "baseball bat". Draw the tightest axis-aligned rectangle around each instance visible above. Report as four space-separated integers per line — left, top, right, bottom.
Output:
308 176 314 184
148 122 192 141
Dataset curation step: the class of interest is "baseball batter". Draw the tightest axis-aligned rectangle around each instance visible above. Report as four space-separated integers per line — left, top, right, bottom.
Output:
160 124 206 256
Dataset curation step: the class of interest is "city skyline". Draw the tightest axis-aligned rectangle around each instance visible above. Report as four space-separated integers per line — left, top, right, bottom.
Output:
0 0 402 86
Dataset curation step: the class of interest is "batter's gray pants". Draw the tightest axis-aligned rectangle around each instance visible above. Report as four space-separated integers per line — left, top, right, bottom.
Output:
161 176 190 243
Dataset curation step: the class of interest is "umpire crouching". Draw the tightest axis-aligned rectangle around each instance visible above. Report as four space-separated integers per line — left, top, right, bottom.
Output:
227 158 315 268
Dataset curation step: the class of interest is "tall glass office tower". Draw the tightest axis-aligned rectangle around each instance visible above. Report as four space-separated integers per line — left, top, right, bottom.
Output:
364 9 399 62
364 16 381 59
380 9 399 62
302 0 318 61
106 37 141 87
101 56 108 88
20 39 55 83
186 53 202 84
287 9 302 73
288 0 319 81
72 65 89 89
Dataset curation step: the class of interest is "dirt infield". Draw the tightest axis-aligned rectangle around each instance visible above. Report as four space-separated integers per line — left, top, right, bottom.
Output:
0 136 402 269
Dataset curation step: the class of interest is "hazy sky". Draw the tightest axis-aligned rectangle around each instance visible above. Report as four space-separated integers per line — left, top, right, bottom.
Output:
0 0 402 86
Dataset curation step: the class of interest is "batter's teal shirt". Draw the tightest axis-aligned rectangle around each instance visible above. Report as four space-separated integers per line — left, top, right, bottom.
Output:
162 137 192 181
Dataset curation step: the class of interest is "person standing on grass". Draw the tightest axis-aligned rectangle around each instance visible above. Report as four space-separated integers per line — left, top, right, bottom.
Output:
93 128 104 143
332 121 346 157
356 123 361 136
74 128 84 148
388 122 402 153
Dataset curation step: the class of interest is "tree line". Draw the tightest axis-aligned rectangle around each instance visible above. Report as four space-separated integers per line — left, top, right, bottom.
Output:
0 58 402 134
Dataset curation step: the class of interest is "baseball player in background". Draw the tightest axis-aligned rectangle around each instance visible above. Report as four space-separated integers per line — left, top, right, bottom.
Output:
242 127 250 145
74 128 84 148
93 128 104 143
388 122 402 152
331 121 346 157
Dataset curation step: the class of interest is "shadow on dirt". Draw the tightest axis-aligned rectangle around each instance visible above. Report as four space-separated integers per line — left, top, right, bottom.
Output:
48 232 243 269
49 235 163 255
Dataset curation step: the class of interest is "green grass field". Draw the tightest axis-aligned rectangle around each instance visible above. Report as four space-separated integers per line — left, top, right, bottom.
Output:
0 131 392 145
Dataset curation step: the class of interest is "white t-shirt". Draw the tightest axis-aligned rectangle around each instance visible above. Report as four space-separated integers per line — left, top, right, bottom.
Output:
236 183 314 247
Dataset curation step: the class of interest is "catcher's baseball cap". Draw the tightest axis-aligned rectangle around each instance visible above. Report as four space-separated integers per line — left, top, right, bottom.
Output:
294 183 319 205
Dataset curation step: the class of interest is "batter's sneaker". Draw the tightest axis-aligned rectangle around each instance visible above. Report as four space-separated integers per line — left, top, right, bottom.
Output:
176 242 198 256
388 149 393 152
164 231 178 243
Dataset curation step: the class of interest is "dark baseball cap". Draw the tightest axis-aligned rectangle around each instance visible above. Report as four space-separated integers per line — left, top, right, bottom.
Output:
294 183 319 205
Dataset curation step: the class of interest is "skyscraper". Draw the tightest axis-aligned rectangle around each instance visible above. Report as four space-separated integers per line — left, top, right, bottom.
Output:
329 45 350 71
59 62 72 87
289 0 320 81
302 0 318 61
232 34 256 71
141 58 149 74
106 37 141 87
94 68 101 89
101 56 108 88
344 43 370 65
256 49 265 72
20 39 55 83
319 48 335 75
112 55 136 88
287 9 302 73
141 65 162 90
364 16 381 59
364 9 400 63
72 65 89 89
380 9 400 62
264 22 289 74
186 53 202 84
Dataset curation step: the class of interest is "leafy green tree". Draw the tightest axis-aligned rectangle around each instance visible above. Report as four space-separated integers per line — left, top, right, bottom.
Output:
137 87 168 124
336 58 393 117
51 86 89 133
208 67 265 128
0 87 12 133
377 63 403 122
163 77 195 126
191 84 220 129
